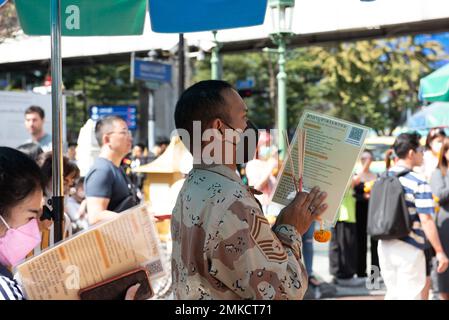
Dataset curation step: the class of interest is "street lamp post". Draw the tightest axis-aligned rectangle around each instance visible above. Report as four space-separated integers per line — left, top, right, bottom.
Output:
268 0 295 159
211 31 222 80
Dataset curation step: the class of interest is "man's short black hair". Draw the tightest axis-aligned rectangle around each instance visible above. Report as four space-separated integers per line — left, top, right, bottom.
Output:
174 80 234 149
155 136 170 146
135 143 146 151
25 105 45 119
393 132 421 159
94 116 126 147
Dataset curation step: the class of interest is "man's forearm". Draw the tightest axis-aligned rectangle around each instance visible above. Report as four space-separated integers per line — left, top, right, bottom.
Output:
421 218 444 253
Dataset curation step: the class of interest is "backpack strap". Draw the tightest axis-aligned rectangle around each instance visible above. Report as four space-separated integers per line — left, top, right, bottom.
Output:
394 169 411 178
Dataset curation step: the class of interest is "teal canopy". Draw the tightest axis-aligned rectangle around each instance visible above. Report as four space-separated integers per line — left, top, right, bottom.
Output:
419 63 449 102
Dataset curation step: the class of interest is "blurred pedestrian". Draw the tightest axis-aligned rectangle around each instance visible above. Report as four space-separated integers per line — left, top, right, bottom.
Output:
377 132 448 300
329 187 364 286
24 106 52 152
84 116 139 225
130 143 153 191
67 142 77 163
152 137 170 158
352 150 379 278
422 128 446 182
245 131 278 211
35 152 79 254
430 137 449 300
66 177 88 234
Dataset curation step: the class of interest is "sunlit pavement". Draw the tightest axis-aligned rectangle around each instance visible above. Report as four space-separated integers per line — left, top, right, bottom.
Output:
311 240 387 300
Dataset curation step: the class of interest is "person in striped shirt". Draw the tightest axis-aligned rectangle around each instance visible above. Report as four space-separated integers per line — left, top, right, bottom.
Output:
378 132 449 300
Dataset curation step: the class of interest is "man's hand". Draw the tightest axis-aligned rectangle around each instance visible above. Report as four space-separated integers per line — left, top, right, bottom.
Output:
275 186 328 235
436 251 449 273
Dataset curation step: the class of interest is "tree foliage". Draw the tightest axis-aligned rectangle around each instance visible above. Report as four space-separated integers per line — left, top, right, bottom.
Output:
193 36 447 135
0 2 20 43
63 63 138 141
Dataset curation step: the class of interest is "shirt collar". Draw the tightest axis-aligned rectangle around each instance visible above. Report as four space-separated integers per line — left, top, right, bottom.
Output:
192 164 263 197
193 164 242 184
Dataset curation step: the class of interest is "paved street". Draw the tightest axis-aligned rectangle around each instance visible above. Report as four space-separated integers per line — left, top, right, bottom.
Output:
310 239 386 300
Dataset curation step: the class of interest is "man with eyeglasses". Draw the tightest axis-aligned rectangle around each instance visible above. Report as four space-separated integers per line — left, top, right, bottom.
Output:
84 116 139 225
171 80 328 300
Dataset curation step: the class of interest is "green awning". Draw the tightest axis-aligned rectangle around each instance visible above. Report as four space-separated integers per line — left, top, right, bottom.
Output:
15 0 146 36
419 63 449 102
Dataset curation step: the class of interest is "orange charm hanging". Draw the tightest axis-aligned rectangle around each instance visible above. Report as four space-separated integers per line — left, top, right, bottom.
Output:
313 219 331 243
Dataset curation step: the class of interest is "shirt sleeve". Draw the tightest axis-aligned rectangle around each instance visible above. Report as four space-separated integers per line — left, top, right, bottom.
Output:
85 168 113 199
208 199 307 300
415 181 435 215
0 276 25 300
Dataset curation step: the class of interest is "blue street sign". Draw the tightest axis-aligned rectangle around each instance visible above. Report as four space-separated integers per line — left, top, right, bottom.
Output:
134 59 172 83
90 105 137 130
236 79 255 90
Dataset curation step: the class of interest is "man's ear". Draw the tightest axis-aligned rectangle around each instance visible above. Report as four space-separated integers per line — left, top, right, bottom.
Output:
407 149 415 159
210 118 225 137
210 118 222 131
102 134 110 146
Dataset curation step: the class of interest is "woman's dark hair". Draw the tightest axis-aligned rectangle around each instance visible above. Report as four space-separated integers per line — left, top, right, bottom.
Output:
425 128 446 150
438 137 449 176
0 147 45 218
17 142 44 162
38 152 80 188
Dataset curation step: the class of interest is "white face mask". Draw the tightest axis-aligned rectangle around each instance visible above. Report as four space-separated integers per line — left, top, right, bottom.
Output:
431 142 442 154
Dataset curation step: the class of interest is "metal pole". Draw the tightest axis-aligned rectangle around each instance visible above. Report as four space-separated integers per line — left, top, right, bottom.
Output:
178 33 185 98
148 90 155 151
51 0 64 243
277 36 287 159
211 31 222 80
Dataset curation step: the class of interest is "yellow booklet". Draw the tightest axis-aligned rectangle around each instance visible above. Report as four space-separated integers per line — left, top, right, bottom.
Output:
271 111 370 227
14 204 164 300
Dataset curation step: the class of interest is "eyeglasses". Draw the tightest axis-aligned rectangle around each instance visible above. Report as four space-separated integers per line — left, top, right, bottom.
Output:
107 130 132 136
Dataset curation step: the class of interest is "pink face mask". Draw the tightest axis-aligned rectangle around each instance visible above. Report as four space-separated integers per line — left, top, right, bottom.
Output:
0 215 41 267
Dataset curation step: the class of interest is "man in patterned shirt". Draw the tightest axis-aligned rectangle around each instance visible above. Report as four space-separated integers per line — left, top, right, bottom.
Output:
378 132 448 299
171 80 328 300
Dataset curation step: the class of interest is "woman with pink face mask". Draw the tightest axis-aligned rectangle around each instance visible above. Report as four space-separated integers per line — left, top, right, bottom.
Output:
0 147 44 299
0 147 139 300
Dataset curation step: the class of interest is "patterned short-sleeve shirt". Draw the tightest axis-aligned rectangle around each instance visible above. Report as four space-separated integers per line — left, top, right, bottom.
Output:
171 164 308 300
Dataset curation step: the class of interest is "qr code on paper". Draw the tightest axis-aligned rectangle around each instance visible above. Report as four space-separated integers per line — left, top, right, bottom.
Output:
345 127 364 146
145 260 165 279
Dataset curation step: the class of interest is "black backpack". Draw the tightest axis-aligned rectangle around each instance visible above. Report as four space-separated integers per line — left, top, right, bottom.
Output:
367 169 412 240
